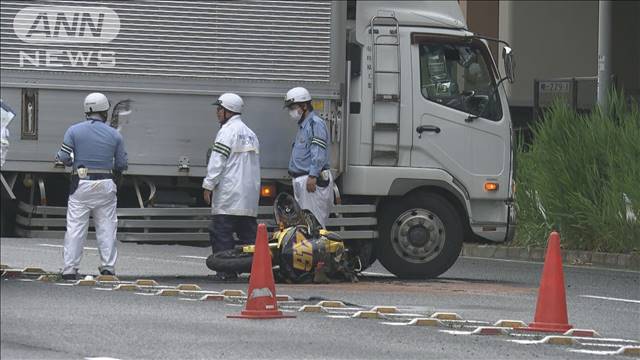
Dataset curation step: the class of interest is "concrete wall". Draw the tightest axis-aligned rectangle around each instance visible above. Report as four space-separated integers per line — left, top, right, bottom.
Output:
459 0 499 60
489 0 639 107
502 1 599 107
611 1 640 102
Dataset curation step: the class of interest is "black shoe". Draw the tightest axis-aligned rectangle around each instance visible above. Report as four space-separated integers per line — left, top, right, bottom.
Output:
100 269 115 276
61 273 78 281
211 272 238 281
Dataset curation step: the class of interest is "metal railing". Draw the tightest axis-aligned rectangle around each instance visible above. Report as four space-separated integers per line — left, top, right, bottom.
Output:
15 202 378 243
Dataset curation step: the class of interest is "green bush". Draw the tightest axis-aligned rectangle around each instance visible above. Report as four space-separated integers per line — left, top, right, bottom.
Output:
514 91 640 253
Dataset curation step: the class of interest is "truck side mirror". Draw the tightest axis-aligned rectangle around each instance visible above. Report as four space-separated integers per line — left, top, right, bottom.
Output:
502 46 515 83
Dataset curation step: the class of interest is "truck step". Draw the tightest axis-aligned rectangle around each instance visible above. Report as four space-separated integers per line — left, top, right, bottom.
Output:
375 94 400 102
373 123 399 131
372 151 398 166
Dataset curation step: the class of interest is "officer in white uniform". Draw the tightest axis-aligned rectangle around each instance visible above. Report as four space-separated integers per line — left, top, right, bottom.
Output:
56 93 128 280
284 87 334 227
202 93 260 280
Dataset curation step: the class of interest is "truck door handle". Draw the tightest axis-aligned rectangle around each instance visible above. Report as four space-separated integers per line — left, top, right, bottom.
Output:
416 125 441 135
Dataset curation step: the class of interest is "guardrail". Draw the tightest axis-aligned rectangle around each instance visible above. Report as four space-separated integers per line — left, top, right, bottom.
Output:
15 202 378 243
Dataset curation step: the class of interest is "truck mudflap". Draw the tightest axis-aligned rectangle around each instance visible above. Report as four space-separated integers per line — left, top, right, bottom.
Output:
506 202 517 242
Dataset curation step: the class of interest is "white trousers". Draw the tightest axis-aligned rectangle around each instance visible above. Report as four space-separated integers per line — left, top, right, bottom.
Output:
292 174 333 228
63 179 118 275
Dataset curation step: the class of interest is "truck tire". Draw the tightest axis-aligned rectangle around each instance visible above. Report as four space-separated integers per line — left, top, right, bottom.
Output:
376 192 463 278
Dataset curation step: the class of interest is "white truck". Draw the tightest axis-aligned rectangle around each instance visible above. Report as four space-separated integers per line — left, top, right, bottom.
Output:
0 0 516 278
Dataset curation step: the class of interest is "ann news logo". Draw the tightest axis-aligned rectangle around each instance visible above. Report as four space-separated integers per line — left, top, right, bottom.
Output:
13 6 120 68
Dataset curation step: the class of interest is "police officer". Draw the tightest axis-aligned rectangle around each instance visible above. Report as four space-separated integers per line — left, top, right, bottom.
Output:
203 93 260 281
56 92 128 280
285 87 333 228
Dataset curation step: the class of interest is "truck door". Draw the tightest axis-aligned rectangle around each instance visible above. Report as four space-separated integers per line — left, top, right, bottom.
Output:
410 34 511 200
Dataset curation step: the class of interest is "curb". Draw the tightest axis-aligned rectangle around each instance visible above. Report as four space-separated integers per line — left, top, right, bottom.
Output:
462 244 640 271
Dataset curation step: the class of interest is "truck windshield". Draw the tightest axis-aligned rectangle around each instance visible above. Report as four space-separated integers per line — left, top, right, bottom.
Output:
419 43 502 121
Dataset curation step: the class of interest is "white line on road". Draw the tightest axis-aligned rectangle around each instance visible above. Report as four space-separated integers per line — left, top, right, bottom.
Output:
462 256 640 273
86 357 121 360
567 349 622 356
580 295 640 304
177 255 207 260
360 271 395 278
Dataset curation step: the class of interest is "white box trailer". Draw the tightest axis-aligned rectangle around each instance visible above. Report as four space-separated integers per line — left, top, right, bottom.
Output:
0 0 516 278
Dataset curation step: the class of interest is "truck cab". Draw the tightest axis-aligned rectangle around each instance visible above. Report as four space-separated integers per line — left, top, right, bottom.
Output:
342 1 516 277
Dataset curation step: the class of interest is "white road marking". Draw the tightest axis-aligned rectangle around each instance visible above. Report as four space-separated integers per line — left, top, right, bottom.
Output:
360 271 395 277
177 255 207 260
462 256 640 273
439 329 474 335
86 357 121 360
567 349 619 355
580 295 640 304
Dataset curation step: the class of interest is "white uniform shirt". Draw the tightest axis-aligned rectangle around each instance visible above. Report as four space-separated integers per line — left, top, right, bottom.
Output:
202 115 260 217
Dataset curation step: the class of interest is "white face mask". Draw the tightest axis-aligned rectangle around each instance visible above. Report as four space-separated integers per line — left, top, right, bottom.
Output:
289 108 302 122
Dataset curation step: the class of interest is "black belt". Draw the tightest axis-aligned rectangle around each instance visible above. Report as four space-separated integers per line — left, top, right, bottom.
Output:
288 171 308 178
288 167 329 179
72 173 114 181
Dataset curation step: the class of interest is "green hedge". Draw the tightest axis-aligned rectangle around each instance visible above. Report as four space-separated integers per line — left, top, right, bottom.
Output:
514 91 640 253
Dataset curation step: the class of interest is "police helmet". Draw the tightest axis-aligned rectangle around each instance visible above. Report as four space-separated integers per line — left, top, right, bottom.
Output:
284 87 312 108
84 92 110 114
213 93 244 114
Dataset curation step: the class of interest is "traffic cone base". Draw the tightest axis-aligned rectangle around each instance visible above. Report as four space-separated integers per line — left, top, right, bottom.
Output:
228 310 296 319
524 322 572 333
524 231 573 332
227 223 295 320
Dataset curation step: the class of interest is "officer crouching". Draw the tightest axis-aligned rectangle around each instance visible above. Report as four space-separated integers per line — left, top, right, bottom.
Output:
56 92 128 280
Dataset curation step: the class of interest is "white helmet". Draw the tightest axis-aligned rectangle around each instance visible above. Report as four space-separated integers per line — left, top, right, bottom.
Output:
83 92 110 114
213 93 243 114
284 87 312 107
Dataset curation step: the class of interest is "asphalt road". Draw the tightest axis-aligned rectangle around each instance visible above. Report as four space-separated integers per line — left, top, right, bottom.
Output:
1 237 639 359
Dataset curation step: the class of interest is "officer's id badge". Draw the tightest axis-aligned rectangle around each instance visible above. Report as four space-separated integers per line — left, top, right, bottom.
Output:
77 167 88 179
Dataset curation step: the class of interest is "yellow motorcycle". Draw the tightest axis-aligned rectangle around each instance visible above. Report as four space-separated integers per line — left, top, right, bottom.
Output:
206 193 359 283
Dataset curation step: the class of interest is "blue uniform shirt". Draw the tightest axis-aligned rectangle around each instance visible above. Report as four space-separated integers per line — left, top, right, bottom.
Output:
56 118 128 171
288 111 330 177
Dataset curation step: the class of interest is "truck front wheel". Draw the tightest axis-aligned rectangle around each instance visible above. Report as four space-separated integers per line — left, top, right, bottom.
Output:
376 192 463 278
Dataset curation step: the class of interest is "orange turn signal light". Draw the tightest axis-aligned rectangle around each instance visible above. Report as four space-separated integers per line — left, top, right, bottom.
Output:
260 184 276 198
484 182 499 192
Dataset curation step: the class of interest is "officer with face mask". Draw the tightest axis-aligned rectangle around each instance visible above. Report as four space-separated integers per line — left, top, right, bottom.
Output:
55 92 128 280
284 87 333 228
203 93 260 281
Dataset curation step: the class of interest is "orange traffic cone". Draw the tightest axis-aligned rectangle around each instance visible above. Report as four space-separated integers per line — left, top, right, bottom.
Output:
228 223 295 319
523 231 573 332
